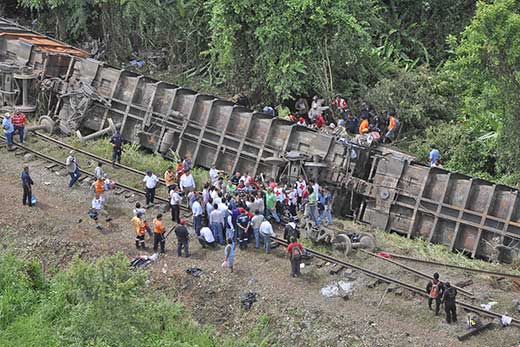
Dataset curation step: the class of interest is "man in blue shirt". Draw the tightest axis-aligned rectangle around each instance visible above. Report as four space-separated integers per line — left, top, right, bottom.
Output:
2 113 14 150
21 165 34 206
429 145 440 167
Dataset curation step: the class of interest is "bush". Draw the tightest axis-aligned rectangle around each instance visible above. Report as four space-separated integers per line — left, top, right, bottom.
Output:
0 254 272 346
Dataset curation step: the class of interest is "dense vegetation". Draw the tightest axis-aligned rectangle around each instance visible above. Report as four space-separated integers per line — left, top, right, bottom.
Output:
0 253 271 346
2 0 520 185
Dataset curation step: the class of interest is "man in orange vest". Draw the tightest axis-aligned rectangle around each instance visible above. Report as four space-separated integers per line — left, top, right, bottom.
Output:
359 116 369 135
152 213 166 253
426 272 444 316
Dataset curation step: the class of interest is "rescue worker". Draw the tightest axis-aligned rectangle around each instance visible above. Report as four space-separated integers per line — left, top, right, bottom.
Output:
132 212 146 249
359 115 369 135
110 129 123 167
287 236 304 277
2 112 14 150
442 282 457 324
12 109 26 144
174 219 190 257
426 272 444 316
21 164 34 206
164 166 176 192
236 208 250 250
384 111 400 143
152 213 166 253
65 150 81 188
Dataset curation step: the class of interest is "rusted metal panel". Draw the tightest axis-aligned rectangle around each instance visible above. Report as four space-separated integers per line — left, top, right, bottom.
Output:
2 17 520 260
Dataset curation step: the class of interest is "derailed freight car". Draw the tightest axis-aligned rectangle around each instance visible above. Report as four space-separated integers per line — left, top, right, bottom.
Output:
0 17 518 260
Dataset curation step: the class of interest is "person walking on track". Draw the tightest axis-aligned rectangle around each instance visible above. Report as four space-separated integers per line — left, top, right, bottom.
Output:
21 164 34 206
66 150 81 188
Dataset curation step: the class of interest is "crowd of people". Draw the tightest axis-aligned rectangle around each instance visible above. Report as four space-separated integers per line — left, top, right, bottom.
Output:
261 95 401 145
128 158 332 277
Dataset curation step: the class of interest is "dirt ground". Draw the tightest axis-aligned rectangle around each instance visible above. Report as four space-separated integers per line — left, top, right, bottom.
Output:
1 147 519 347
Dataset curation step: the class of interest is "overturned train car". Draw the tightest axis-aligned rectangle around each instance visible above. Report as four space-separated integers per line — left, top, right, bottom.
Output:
1 17 518 260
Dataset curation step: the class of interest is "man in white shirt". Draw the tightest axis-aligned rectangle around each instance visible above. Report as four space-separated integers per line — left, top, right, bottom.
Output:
199 226 216 248
209 205 225 244
180 169 196 192
192 196 203 236
169 185 182 223
142 170 159 206
259 220 276 253
66 150 81 188
209 165 221 185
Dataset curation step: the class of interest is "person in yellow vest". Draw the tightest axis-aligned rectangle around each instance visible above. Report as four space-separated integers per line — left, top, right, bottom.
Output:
164 166 176 192
152 213 166 253
132 212 146 249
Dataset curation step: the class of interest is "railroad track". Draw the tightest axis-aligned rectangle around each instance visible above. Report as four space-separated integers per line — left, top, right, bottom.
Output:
2 134 519 328
272 236 520 328
0 135 189 214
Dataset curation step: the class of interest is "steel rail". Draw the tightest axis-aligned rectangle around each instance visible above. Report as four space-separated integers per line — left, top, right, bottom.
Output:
0 136 190 212
359 249 474 298
271 236 520 327
3 135 517 327
31 131 169 185
379 252 520 280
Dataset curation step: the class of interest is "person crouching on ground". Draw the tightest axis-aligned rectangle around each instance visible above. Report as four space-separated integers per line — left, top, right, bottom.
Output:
199 225 216 249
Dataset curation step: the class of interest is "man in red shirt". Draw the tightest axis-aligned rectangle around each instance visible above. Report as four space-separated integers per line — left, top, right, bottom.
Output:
11 110 26 144
287 236 304 277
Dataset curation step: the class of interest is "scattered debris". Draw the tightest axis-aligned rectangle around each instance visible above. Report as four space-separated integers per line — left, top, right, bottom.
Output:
480 301 498 311
23 153 34 162
241 292 258 310
186 267 203 277
454 279 474 288
366 279 384 289
501 315 513 327
321 281 354 299
458 322 494 341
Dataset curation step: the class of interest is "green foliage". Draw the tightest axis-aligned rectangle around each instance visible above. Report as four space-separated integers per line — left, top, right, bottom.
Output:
363 67 457 131
207 0 380 102
442 0 520 183
0 254 273 346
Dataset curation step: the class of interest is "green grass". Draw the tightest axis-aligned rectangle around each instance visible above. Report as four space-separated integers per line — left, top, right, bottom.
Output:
0 254 274 347
27 134 210 191
331 220 520 274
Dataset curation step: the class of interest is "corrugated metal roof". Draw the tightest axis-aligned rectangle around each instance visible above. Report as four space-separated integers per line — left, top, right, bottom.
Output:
0 19 89 57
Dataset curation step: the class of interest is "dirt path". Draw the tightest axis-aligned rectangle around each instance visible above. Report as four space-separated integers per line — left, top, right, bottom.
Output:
1 148 518 347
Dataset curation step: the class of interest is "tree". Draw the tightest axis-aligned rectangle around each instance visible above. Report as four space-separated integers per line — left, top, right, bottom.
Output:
207 0 381 103
445 0 520 181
